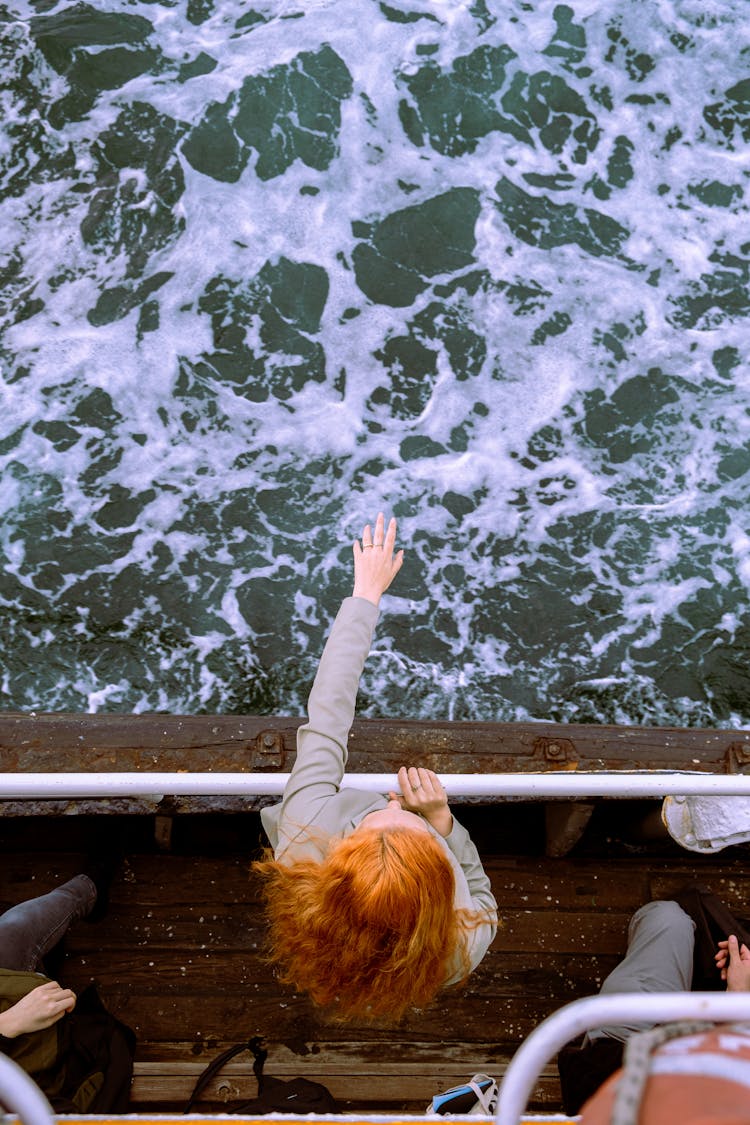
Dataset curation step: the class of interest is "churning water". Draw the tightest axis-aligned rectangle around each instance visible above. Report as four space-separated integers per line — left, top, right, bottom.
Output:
1 0 749 725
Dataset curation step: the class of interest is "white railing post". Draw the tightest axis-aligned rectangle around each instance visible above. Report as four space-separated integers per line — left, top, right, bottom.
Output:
0 1055 55 1125
496 991 750 1125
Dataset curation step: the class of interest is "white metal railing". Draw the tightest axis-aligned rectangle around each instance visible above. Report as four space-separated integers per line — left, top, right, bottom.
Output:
496 991 750 1124
0 1054 55 1125
0 770 750 798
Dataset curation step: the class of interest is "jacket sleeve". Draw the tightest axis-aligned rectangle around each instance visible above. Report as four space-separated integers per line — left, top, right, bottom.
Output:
444 814 498 977
272 597 379 846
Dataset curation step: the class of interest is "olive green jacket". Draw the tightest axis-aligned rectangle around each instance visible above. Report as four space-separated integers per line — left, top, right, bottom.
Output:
261 596 497 981
0 970 134 1112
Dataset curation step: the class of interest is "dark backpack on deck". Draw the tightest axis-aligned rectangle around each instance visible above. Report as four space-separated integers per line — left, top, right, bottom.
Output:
183 1035 340 1115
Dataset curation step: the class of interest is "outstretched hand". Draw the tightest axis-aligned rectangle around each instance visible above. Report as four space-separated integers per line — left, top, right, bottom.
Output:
352 513 404 606
389 766 453 838
715 934 750 991
0 981 76 1038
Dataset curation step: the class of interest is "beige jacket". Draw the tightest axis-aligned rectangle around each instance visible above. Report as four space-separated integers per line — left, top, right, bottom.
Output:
261 596 497 981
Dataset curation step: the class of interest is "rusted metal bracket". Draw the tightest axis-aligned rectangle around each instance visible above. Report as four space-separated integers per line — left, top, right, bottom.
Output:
533 735 576 765
724 741 750 774
250 730 286 770
154 814 173 851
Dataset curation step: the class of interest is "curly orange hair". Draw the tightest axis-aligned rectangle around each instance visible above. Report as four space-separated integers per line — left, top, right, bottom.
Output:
253 827 476 1022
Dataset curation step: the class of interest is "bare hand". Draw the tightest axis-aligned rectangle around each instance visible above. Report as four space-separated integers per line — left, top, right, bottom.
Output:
389 766 453 837
352 513 404 606
0 981 76 1038
716 934 750 991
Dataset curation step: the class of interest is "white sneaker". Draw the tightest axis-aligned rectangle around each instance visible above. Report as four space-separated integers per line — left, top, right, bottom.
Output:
662 794 750 853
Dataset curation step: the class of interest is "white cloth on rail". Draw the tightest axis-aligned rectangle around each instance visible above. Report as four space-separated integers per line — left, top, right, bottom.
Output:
662 794 750 853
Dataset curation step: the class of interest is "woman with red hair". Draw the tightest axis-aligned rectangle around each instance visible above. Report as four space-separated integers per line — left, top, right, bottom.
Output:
254 513 497 1022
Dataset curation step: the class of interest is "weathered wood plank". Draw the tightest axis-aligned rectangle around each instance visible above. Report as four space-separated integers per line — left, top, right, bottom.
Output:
0 713 744 768
128 1041 562 1110
650 870 750 911
129 1073 561 1112
59 949 621 996
128 1075 562 1113
0 713 746 769
59 903 630 956
131 1038 554 1070
42 990 569 1045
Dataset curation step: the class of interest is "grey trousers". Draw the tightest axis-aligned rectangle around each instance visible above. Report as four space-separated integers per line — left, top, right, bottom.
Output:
0 875 96 972
589 899 696 1043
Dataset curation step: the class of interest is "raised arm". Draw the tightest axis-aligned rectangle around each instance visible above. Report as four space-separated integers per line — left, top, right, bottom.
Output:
267 515 403 851
294 513 404 778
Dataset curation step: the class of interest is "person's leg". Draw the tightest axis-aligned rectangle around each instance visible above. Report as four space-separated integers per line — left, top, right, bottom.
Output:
0 875 96 972
589 899 695 1042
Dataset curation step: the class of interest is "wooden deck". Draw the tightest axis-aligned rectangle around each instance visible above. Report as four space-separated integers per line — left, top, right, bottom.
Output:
3 805 750 1114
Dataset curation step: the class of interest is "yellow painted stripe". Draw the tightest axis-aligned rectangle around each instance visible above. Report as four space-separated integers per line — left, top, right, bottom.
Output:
44 1116 577 1124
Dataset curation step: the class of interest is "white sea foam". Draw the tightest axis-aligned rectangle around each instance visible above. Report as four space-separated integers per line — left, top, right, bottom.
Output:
0 0 749 723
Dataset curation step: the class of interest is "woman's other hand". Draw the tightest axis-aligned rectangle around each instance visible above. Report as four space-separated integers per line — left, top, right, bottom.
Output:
389 766 453 838
0 981 76 1038
352 512 404 606
716 938 729 980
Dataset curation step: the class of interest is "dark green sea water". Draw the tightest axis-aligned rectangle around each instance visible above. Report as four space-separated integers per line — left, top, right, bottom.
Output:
1 0 749 726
